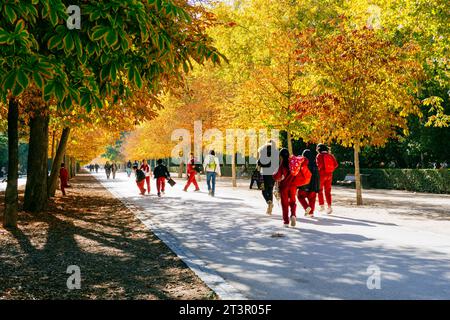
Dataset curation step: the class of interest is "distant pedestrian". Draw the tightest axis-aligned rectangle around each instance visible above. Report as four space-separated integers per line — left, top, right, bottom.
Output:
94 163 99 173
133 165 147 195
111 162 118 179
104 161 112 179
203 150 221 197
140 159 151 194
153 159 170 197
59 163 69 196
126 160 132 177
316 144 338 214
257 140 279 215
297 149 320 217
184 154 200 192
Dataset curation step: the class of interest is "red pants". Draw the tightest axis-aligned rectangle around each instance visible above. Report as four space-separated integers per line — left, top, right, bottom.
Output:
318 172 333 206
136 180 146 194
184 173 199 191
280 186 297 225
298 190 316 214
156 177 166 194
60 178 68 196
145 176 151 193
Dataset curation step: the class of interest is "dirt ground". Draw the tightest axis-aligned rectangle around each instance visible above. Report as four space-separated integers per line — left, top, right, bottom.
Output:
0 173 217 300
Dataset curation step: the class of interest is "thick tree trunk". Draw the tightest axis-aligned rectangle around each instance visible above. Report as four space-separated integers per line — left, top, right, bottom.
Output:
354 143 363 205
287 131 293 155
231 152 237 187
24 112 49 212
48 127 70 197
3 99 19 228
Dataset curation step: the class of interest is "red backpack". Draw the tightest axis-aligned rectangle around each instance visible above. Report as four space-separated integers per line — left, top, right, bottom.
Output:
289 156 312 187
323 153 337 173
289 156 303 176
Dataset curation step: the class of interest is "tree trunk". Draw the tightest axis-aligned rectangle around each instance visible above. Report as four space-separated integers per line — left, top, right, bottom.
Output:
48 127 70 197
24 112 49 212
287 131 293 155
354 143 363 205
231 152 237 187
3 99 19 228
50 130 56 160
178 159 184 178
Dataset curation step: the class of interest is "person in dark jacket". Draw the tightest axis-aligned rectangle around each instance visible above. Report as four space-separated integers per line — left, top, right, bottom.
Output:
297 149 320 217
257 140 279 215
153 159 170 197
104 161 112 179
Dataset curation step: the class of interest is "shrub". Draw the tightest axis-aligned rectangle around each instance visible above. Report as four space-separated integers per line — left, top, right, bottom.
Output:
332 168 449 194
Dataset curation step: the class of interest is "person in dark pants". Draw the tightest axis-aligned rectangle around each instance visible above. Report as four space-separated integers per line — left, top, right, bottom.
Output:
257 140 279 215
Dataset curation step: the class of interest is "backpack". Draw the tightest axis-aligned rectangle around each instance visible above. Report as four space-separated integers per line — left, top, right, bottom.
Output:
194 164 202 173
207 156 217 170
298 161 312 186
289 156 303 176
323 153 337 173
136 169 146 182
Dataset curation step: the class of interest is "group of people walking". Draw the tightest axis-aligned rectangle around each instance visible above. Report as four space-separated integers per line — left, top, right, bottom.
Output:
88 141 337 228
257 140 338 228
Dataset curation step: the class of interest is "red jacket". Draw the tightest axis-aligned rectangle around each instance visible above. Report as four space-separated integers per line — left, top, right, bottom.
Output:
60 167 69 181
316 152 338 174
187 162 197 175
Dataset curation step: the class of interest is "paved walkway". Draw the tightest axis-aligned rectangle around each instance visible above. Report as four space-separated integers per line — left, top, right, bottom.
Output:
94 171 450 299
0 177 26 192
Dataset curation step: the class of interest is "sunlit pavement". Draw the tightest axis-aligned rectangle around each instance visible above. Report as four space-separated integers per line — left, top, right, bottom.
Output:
93 171 450 300
0 177 27 192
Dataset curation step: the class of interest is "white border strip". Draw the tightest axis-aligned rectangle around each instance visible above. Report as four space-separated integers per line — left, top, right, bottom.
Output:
94 175 246 300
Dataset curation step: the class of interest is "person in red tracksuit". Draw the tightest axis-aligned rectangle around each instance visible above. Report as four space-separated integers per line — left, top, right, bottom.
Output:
273 148 309 228
59 163 69 196
140 159 151 194
184 155 200 192
297 149 320 217
316 144 338 214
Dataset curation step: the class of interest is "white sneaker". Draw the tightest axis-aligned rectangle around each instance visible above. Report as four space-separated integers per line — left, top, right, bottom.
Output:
305 207 311 216
283 223 290 228
319 205 325 211
266 201 273 215
290 216 297 227
326 206 333 214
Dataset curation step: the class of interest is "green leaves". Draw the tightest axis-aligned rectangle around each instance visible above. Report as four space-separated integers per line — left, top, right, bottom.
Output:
2 68 29 96
4 4 18 24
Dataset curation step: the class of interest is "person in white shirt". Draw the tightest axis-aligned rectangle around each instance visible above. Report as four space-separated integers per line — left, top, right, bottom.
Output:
203 150 221 197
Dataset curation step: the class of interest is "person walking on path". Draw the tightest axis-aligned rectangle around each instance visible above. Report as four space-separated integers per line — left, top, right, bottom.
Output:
94 163 99 173
203 150 221 197
316 144 338 214
257 140 279 215
140 159 152 194
111 162 118 179
104 161 112 179
273 148 310 228
126 160 132 177
184 154 200 192
133 164 147 195
297 149 320 217
153 159 171 197
59 163 69 196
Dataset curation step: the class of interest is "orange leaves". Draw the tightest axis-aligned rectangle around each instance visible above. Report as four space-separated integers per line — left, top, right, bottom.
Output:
292 16 422 148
